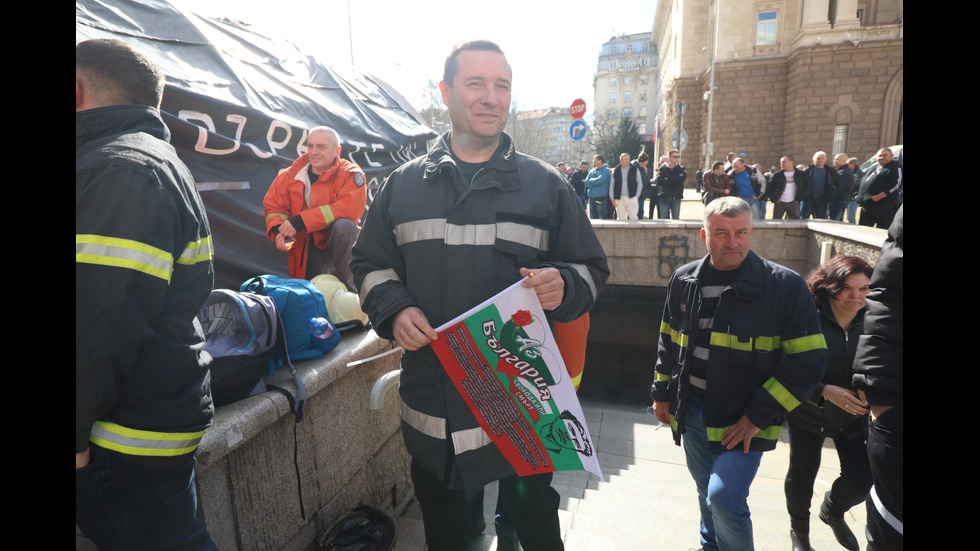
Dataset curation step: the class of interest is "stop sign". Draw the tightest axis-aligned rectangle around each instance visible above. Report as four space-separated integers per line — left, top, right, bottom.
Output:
569 98 586 120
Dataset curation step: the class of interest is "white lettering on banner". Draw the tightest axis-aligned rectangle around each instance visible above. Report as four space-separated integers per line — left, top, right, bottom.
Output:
266 120 292 157
177 111 276 159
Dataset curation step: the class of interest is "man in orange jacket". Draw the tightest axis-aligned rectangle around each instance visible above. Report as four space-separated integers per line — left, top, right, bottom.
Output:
263 126 366 288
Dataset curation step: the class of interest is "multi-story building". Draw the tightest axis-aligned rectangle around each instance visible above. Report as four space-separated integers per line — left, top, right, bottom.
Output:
506 106 591 166
652 0 903 171
593 32 658 144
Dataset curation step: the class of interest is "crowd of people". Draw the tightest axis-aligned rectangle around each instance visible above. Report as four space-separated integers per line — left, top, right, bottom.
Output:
78 36 901 551
554 146 902 229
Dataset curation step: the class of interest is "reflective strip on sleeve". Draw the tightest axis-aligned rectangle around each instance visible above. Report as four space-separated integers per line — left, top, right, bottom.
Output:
569 263 598 302
661 321 689 348
710 332 781 352
763 376 801 412
653 371 671 382
451 426 492 455
359 268 401 305
76 234 174 283
89 421 204 457
705 423 782 443
319 205 335 226
266 212 288 225
495 221 548 251
782 333 827 355
400 401 446 439
176 235 213 266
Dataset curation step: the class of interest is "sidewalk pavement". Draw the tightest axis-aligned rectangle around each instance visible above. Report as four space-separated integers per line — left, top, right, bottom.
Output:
395 397 868 550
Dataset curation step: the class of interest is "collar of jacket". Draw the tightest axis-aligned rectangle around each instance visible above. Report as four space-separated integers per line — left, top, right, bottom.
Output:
681 250 766 301
423 132 521 192
816 296 866 332
76 104 169 152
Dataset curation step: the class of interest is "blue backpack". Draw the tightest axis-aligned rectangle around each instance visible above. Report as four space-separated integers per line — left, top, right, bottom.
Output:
240 275 341 367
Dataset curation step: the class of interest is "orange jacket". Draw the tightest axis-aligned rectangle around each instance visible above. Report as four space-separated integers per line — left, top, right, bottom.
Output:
263 154 367 278
554 313 590 390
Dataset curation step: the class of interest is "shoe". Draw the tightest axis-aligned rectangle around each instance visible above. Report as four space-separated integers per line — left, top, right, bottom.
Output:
819 494 859 551
791 530 813 551
495 533 521 551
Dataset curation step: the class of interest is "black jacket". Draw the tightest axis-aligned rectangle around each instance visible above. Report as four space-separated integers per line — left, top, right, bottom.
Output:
76 105 214 465
350 132 609 495
767 169 811 202
853 205 903 406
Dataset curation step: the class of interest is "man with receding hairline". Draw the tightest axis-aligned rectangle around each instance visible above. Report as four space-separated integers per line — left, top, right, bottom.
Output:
351 39 607 551
263 125 366 288
76 38 217 550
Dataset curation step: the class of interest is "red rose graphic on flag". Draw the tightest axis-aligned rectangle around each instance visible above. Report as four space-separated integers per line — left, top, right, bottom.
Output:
511 310 533 327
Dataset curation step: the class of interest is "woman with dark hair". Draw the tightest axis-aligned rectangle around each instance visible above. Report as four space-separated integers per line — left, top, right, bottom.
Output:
786 255 874 551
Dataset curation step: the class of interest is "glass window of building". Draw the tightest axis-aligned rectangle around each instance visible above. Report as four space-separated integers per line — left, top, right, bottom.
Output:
609 92 616 102
832 125 848 155
625 76 633 85
757 11 777 45
625 91 632 101
610 77 617 87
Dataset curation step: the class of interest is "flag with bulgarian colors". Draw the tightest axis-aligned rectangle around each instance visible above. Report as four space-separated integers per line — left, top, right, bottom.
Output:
431 277 602 480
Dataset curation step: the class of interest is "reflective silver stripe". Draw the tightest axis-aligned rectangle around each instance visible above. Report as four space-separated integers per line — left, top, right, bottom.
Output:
690 375 707 390
496 222 549 251
870 485 904 535
692 345 709 361
446 223 496 246
359 268 401 305
394 219 549 251
569 263 598 301
76 234 174 282
700 285 725 298
395 218 447 246
177 235 213 266
89 421 204 457
401 400 446 439
452 426 493 455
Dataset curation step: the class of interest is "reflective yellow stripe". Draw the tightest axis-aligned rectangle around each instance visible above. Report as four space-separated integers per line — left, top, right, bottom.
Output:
266 212 289 224
705 423 782 442
90 421 204 457
782 333 827 355
176 235 213 266
76 234 173 283
570 371 583 388
319 205 335 226
764 377 801 411
661 321 689 348
710 332 784 352
654 371 671 382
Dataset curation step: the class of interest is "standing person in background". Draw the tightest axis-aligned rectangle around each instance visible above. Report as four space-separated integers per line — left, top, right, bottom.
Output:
845 158 864 224
801 151 839 219
856 148 902 229
610 152 643 220
657 149 687 219
769 155 810 220
830 154 856 222
585 154 611 220
569 160 589 210
701 161 730 205
636 151 654 219
785 256 874 551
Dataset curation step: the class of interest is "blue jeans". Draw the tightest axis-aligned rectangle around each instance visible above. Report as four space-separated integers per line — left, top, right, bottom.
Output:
801 197 829 219
740 196 763 220
846 200 859 224
76 445 217 551
659 197 682 219
589 196 607 219
682 394 762 551
829 200 848 221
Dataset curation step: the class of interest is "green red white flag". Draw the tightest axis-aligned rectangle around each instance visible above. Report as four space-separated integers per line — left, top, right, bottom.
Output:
431 278 602 480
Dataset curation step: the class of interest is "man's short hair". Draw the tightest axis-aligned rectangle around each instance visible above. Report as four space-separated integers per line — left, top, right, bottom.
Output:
594 154 605 163
712 161 725 171
76 39 164 108
443 40 504 86
847 157 859 165
704 196 753 227
637 151 650 163
309 126 340 145
781 155 795 163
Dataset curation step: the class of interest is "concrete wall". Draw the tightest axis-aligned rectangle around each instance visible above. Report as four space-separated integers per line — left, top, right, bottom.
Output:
592 218 886 287
194 332 408 551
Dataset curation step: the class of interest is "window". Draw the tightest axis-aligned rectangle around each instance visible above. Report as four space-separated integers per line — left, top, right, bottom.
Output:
610 61 618 69
609 78 617 87
639 106 647 117
610 46 619 54
640 91 647 100
624 59 635 69
625 91 632 101
833 125 848 155
757 11 777 45
625 76 633 85
609 92 616 103
608 109 617 119
624 107 632 118
626 44 634 53
639 123 647 134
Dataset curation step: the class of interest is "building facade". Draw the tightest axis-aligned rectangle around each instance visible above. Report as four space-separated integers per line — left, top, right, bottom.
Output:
593 32 658 145
652 0 903 172
506 106 592 166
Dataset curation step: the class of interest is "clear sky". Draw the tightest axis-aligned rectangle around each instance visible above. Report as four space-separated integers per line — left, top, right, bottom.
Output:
171 0 658 117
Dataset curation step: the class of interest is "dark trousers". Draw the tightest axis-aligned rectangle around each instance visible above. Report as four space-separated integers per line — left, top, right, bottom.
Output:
784 421 873 533
859 203 898 229
76 445 217 551
865 406 903 551
411 459 563 551
305 218 358 290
